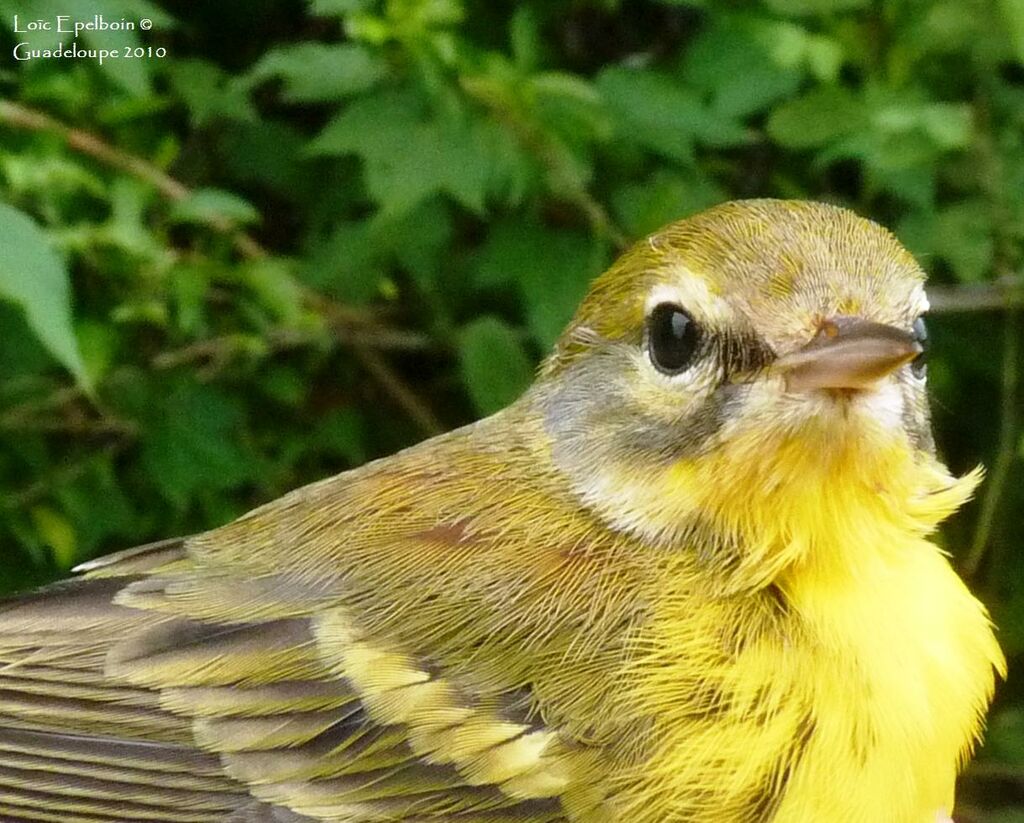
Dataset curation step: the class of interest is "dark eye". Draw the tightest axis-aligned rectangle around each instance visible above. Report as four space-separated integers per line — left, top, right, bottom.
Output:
911 316 928 379
647 303 701 374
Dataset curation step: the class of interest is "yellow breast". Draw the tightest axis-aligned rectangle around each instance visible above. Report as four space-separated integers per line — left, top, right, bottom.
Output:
773 537 1001 823
606 535 1000 823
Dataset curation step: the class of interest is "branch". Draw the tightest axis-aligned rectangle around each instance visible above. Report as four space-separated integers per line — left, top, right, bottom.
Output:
4 442 131 511
0 381 135 439
0 99 265 260
928 277 1024 313
353 348 444 436
151 327 432 374
0 417 137 436
964 761 1024 784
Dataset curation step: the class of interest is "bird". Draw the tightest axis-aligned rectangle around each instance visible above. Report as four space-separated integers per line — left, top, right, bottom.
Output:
0 199 1004 823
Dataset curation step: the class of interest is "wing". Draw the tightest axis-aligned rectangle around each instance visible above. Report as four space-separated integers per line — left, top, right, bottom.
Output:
0 418 647 822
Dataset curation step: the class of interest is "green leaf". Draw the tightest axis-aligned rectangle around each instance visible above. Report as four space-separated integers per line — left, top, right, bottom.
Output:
309 90 522 216
813 91 966 200
307 88 421 156
237 258 306 325
934 204 995 283
597 67 748 162
374 117 492 214
458 317 534 416
474 220 607 348
0 203 89 388
612 169 727 238
0 303 52 381
169 188 260 226
999 0 1024 63
220 121 309 194
302 221 385 303
29 506 77 571
167 262 210 336
866 164 936 209
315 408 368 465
510 6 541 70
868 96 969 146
766 86 866 148
897 203 994 282
531 72 611 145
76 319 119 385
917 103 972 149
166 59 257 126
259 365 308 408
376 199 454 287
55 455 136 561
245 43 388 102
804 34 844 81
682 17 803 118
94 178 167 261
140 382 254 508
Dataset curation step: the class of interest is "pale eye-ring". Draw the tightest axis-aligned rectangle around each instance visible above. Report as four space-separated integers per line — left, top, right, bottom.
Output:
910 315 928 379
646 303 701 374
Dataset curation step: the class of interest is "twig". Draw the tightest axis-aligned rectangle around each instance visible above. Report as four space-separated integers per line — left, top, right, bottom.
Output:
0 386 83 426
5 442 131 510
0 101 188 199
964 761 1024 783
928 277 1024 313
0 99 265 260
353 348 443 436
337 326 435 351
0 417 137 436
318 308 436 351
151 326 434 374
0 384 137 438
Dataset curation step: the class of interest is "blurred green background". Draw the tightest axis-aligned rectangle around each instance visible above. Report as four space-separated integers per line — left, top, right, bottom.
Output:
1 0 1022 818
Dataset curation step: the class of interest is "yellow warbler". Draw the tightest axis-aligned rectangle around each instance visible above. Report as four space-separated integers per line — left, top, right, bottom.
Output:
0 199 1003 823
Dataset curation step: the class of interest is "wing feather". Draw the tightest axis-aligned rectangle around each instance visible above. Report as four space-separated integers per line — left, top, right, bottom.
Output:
0 421 637 821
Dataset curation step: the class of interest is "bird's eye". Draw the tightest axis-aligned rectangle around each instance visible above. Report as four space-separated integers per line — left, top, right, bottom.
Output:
647 303 701 374
911 316 928 379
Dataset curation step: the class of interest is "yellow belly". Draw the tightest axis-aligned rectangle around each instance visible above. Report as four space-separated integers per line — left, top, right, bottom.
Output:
771 541 1001 823
614 537 1002 823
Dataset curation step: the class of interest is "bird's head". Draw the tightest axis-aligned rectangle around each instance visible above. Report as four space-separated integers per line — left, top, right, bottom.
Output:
533 199 977 587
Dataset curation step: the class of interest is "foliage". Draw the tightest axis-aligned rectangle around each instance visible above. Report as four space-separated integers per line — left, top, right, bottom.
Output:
0 0 1022 816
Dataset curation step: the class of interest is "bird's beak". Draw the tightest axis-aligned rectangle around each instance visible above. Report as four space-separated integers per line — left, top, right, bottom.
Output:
773 317 922 393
